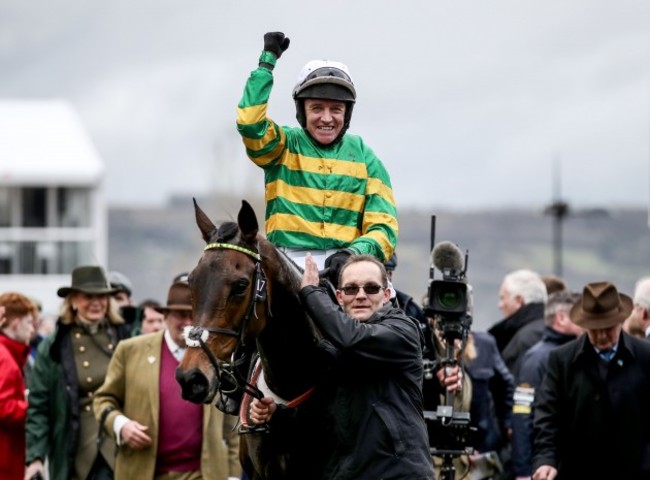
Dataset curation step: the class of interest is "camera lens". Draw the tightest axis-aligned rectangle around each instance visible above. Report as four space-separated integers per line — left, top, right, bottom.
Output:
427 280 468 315
438 290 461 309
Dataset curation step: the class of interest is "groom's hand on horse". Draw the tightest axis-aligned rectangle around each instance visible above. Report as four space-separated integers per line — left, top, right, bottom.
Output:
250 397 277 425
300 253 321 290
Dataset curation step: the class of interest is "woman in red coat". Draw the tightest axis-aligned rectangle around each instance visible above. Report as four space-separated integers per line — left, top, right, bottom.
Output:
0 293 37 480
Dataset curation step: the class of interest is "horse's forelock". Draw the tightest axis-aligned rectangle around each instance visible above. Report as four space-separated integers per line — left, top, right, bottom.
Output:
215 222 239 242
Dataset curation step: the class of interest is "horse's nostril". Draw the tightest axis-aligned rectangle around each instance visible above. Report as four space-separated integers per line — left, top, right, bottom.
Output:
176 368 209 403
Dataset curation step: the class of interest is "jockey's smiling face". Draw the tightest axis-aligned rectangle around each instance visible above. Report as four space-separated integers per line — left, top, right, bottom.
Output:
304 98 346 145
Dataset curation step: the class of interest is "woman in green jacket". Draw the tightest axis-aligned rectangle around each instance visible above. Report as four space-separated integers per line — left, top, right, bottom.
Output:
25 266 130 480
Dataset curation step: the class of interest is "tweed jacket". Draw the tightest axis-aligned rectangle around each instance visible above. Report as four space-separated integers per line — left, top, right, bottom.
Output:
93 330 240 479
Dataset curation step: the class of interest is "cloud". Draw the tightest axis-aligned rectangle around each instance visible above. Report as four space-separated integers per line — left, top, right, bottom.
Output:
0 0 647 209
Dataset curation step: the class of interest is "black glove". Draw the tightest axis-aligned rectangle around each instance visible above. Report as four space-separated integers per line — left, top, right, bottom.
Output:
324 249 353 288
263 32 290 59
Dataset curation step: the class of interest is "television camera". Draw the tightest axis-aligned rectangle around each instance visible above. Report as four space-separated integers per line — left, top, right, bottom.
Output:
423 240 475 480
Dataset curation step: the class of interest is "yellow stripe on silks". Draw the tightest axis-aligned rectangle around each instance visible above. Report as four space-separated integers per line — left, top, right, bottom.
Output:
267 213 359 243
324 222 362 244
363 211 398 233
242 132 286 168
364 229 394 257
266 180 365 212
366 178 395 206
363 212 398 257
281 153 323 175
267 213 323 238
513 405 532 415
327 159 367 177
279 154 369 177
237 104 266 126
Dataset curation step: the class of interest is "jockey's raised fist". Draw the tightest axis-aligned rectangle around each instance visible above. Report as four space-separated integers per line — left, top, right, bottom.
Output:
263 32 290 59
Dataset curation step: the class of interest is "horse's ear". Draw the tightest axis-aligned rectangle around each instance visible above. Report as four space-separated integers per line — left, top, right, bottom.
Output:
238 200 259 241
193 198 217 243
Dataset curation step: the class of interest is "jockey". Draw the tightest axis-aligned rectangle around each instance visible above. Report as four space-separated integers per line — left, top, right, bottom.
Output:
236 32 398 287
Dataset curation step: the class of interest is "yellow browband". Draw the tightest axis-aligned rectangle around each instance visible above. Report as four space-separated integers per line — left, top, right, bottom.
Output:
204 242 261 262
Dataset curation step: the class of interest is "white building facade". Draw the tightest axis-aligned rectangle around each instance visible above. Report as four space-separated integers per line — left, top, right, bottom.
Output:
0 99 107 314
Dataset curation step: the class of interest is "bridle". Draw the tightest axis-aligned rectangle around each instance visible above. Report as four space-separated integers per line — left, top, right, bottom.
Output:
183 241 267 402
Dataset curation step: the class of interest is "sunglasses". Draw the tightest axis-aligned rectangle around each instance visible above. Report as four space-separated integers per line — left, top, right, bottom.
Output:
340 284 385 296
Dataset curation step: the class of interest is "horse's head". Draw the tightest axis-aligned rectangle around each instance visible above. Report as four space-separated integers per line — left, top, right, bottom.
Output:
176 199 267 408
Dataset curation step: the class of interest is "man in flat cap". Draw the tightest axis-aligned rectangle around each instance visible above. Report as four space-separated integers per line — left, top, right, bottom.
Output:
532 281 650 480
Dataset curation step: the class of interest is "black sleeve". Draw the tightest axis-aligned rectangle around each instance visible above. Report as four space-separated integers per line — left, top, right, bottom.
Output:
532 351 561 471
491 342 515 434
298 286 421 366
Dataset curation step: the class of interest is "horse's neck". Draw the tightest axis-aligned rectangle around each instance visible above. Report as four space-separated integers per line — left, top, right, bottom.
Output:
257 325 319 400
256 248 321 399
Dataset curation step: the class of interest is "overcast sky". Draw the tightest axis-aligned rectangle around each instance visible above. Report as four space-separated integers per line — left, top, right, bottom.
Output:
1 0 648 211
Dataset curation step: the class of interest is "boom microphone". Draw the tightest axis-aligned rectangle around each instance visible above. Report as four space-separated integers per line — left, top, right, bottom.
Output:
431 241 465 274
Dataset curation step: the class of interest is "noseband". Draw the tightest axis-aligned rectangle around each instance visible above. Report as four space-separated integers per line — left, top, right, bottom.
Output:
184 242 267 401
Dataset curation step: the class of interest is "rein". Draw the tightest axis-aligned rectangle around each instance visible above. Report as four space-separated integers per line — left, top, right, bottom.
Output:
184 242 267 401
239 357 315 433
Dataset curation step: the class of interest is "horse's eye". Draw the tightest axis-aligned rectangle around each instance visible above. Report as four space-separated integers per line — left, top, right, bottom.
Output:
231 280 249 298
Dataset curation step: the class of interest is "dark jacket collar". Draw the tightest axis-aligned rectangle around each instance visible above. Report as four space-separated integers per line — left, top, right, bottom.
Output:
503 302 545 330
489 302 545 350
542 326 578 346
573 330 635 364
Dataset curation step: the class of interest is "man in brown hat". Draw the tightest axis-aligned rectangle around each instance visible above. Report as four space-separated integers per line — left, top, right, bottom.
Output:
93 277 241 480
532 281 650 480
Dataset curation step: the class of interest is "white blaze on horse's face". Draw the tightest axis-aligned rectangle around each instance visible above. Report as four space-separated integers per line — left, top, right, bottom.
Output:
336 261 390 322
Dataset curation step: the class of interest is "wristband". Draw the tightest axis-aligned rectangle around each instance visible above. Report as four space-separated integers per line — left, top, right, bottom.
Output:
258 51 278 69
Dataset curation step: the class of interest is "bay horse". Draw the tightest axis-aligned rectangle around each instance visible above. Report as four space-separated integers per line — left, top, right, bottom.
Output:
175 199 331 479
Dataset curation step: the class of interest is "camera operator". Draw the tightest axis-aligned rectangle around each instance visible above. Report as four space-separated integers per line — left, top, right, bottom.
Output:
425 310 514 480
424 241 513 480
426 317 473 479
